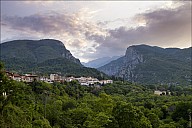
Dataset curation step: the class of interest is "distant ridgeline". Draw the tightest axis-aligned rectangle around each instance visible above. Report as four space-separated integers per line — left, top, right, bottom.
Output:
0 39 107 79
98 45 192 85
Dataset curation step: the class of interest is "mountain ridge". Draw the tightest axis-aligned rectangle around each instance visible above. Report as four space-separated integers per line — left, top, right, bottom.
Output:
82 56 122 68
1 39 81 65
98 45 191 85
0 39 106 79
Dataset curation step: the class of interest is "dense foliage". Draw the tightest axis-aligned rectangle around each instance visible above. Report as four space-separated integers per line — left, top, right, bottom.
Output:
0 62 192 128
99 45 192 85
1 39 77 63
2 58 107 79
1 39 107 79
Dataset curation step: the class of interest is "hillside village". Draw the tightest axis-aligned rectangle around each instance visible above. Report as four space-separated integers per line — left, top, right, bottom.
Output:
5 71 113 86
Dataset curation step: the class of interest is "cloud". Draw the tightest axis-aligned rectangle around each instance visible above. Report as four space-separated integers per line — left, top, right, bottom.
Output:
85 1 191 59
22 1 55 6
2 11 102 35
1 1 191 62
1 9 107 61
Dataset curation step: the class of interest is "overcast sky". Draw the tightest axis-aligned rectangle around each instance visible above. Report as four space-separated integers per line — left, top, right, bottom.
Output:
1 1 191 62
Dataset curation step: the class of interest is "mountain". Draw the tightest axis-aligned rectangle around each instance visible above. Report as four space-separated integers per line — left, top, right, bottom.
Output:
98 45 192 85
1 39 81 64
83 56 122 68
0 39 106 78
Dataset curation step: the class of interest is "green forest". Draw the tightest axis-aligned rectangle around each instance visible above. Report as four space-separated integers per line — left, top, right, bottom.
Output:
0 62 192 128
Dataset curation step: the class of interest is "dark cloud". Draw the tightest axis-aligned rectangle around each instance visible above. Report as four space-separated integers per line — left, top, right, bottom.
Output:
1 10 107 61
1 9 107 38
86 2 191 59
1 1 191 62
2 13 81 35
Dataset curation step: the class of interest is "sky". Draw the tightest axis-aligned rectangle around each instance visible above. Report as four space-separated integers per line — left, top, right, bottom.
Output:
1 1 191 62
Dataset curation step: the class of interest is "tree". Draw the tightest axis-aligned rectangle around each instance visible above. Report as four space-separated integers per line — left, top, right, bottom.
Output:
147 113 160 128
112 102 152 128
93 93 114 115
1 103 32 127
172 102 192 127
0 62 13 114
144 101 155 110
68 107 93 128
161 105 168 119
84 112 112 128
159 122 176 128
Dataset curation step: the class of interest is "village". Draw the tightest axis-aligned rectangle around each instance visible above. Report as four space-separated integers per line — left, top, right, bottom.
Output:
5 71 113 86
5 71 173 96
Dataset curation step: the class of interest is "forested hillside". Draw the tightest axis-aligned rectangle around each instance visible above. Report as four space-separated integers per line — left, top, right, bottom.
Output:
99 45 192 85
0 39 106 78
1 62 192 128
1 39 81 64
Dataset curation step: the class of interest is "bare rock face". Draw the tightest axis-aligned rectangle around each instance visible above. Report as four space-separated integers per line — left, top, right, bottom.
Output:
99 45 191 85
124 46 143 64
119 46 144 82
62 50 81 64
98 46 144 82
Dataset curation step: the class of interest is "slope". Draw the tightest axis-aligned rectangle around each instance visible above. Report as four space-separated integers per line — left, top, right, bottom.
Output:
98 45 191 85
82 56 122 68
0 39 106 79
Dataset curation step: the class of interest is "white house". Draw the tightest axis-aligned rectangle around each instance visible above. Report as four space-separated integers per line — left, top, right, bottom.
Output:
154 90 170 95
50 74 62 81
99 80 113 84
12 74 22 81
22 74 38 82
40 77 53 83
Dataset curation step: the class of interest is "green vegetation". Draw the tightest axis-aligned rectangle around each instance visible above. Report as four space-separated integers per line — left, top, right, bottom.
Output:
99 45 192 85
1 39 107 79
2 58 107 79
1 39 73 63
1 62 192 128
133 45 192 85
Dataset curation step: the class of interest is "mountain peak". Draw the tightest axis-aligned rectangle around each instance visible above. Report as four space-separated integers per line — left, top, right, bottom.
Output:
1 39 81 65
1 39 108 78
99 45 191 85
38 39 65 47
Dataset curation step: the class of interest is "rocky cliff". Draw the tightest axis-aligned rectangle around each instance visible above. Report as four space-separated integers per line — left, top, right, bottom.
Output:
98 46 144 82
98 45 191 85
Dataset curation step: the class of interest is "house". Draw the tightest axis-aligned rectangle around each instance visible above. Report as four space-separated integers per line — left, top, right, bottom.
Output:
40 77 53 83
154 90 163 95
80 82 89 86
154 90 170 95
22 74 38 82
6 71 38 82
65 76 76 82
6 71 14 79
12 74 22 81
99 80 113 84
76 77 100 86
50 74 62 81
6 71 22 81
